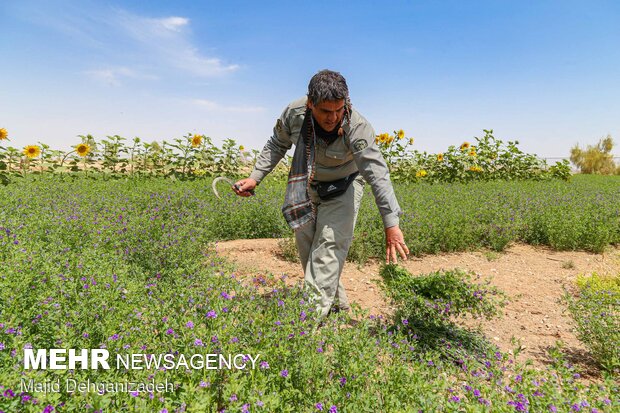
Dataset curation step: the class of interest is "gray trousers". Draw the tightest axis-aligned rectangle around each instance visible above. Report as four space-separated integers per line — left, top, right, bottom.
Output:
295 176 365 317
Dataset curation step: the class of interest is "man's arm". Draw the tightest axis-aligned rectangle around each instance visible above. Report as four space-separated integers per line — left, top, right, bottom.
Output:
234 107 294 196
348 122 409 263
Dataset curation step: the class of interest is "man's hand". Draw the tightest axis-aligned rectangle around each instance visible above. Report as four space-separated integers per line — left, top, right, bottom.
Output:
233 178 257 197
385 225 409 264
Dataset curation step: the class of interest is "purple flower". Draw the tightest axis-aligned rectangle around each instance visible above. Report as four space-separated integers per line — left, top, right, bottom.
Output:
206 310 217 319
256 401 264 407
230 394 237 402
329 406 337 413
221 292 231 299
280 369 289 378
186 321 194 329
317 347 323 353
242 404 250 413
42 406 54 413
3 389 15 398
315 403 324 411
402 319 409 325
165 328 174 335
109 334 119 341
0 343 4 350
339 377 346 387
194 339 203 347
260 361 269 369
473 389 481 397
508 401 528 412
450 396 460 403
199 381 209 388
571 404 581 411
160 409 168 413
130 391 139 397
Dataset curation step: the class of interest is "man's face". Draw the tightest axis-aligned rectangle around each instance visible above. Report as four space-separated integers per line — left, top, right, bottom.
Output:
308 99 345 132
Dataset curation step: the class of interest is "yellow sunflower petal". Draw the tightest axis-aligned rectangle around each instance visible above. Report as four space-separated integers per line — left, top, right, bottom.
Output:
23 145 41 158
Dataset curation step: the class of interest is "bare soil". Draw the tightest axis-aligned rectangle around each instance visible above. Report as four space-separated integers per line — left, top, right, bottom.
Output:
214 239 620 374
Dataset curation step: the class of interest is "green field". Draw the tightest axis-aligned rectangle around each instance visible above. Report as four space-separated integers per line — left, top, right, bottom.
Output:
0 175 618 412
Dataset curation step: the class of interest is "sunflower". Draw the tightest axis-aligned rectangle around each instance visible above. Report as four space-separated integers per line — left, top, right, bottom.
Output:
375 136 380 144
191 134 203 147
239 145 245 151
0 128 8 140
386 135 394 144
23 145 41 158
469 165 483 172
397 129 405 140
469 148 477 157
460 142 470 151
76 143 91 157
437 153 444 162
409 138 415 145
415 169 427 178
378 133 388 143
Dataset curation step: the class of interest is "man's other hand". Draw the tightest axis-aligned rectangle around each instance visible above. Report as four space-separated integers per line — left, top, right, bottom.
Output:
385 225 409 264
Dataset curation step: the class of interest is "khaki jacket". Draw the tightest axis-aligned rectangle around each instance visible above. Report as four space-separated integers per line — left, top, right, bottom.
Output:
249 96 402 228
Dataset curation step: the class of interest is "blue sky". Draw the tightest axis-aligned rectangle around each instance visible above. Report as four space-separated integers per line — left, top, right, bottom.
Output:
1 0 619 158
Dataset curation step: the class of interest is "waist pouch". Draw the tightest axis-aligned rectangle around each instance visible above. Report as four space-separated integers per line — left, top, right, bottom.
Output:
316 172 359 201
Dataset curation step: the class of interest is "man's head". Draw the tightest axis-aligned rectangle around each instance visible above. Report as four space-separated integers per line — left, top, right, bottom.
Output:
307 69 351 132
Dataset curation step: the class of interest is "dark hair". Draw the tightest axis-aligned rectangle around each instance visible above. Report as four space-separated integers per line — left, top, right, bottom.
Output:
307 69 349 104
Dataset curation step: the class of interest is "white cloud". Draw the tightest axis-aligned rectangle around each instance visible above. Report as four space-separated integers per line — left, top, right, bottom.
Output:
192 99 265 113
158 16 189 32
84 67 158 86
14 2 239 78
114 10 239 77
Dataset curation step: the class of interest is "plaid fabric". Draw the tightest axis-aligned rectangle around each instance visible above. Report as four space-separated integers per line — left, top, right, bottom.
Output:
282 108 316 231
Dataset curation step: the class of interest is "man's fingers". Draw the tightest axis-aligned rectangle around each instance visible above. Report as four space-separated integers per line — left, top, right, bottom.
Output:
385 244 393 264
396 243 408 260
386 244 398 264
233 182 251 197
386 242 409 264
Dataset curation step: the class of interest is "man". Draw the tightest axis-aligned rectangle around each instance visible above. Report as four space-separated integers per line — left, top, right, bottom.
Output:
234 69 408 317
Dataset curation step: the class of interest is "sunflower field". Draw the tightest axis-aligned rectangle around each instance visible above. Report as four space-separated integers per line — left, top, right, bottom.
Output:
0 129 570 185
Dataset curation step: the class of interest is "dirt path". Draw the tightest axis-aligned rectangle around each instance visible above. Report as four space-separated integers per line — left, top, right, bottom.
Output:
215 239 620 372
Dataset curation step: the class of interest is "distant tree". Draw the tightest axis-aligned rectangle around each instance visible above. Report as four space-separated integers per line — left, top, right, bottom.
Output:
570 135 618 174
